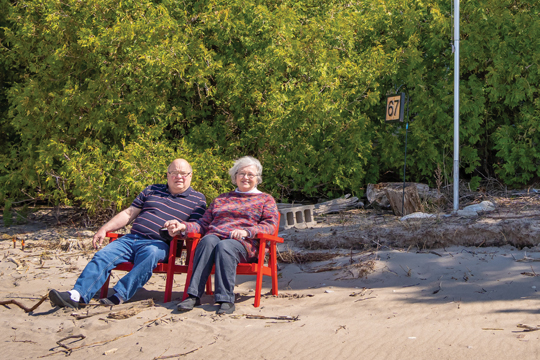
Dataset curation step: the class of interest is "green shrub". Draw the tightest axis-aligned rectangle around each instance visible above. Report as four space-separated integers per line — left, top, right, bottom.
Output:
1 0 539 214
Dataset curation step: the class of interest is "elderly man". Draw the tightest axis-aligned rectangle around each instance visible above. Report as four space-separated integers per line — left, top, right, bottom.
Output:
49 159 206 309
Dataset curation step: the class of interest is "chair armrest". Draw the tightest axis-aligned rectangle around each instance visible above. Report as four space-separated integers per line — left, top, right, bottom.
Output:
186 232 202 240
105 232 121 241
255 233 284 243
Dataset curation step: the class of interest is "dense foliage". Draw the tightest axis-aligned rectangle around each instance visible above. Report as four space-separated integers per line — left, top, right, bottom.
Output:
0 0 539 215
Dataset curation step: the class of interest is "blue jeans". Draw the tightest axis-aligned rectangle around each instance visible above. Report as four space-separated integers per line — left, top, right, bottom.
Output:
73 234 169 304
187 234 249 303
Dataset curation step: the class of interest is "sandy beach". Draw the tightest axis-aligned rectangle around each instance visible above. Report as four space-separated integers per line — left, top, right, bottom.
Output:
2 243 540 359
1 205 540 359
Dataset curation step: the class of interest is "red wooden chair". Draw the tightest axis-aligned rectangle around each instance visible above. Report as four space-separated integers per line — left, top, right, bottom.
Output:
182 214 284 307
99 233 210 303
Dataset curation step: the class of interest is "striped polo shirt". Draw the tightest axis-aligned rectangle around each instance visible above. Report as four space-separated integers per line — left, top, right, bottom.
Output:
130 184 206 241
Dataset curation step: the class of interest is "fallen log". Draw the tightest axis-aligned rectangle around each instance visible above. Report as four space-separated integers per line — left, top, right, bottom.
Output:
313 195 364 215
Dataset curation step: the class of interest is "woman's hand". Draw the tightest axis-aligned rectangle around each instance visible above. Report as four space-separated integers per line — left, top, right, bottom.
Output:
164 219 187 236
230 229 249 240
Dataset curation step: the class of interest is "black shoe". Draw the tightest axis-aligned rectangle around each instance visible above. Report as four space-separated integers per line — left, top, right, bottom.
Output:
49 290 79 310
216 302 235 315
177 296 200 312
99 295 121 306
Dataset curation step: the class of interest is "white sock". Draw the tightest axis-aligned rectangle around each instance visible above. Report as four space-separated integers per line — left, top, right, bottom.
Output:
69 290 81 302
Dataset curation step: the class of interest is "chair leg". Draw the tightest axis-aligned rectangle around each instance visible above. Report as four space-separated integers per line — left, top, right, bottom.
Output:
254 240 268 308
254 267 263 308
270 244 279 296
164 239 178 303
164 271 174 303
100 275 111 299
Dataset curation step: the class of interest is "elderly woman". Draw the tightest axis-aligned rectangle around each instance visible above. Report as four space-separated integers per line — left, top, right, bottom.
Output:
164 156 279 314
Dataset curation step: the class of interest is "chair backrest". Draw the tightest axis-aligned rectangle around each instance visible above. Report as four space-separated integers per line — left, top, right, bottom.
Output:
273 213 281 237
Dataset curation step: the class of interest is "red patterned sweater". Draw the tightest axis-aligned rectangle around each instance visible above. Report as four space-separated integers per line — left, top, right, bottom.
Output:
183 191 279 260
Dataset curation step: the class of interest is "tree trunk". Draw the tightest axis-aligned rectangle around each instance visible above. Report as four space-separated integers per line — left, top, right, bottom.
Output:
384 183 424 216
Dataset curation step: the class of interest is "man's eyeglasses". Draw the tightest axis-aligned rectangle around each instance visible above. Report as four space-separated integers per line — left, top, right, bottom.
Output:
168 171 192 178
237 172 257 179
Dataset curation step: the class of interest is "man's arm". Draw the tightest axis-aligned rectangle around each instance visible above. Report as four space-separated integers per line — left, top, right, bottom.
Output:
92 206 142 249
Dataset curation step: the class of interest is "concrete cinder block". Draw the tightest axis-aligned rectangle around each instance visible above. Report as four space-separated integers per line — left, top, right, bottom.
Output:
278 205 317 230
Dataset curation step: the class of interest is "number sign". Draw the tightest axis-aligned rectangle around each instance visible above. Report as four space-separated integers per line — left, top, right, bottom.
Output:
386 93 406 122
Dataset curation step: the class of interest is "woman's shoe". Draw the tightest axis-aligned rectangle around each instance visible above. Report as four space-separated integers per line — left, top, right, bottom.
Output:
177 296 200 311
216 302 235 315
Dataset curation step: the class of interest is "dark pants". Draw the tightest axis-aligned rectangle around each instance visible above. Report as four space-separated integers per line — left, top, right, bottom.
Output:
187 234 248 303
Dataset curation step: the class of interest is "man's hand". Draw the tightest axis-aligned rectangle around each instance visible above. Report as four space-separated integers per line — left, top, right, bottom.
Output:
93 228 108 249
91 206 141 250
164 219 186 236
230 229 249 240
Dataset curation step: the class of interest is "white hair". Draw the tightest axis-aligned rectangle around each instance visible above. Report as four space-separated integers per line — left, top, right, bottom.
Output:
229 156 263 185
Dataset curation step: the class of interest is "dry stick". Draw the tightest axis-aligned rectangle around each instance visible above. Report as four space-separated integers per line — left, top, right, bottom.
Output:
399 264 411 276
402 283 420 288
71 309 111 320
0 294 49 313
516 324 540 332
137 314 168 332
244 314 299 321
12 339 37 344
5 295 44 300
38 332 134 358
153 337 218 359
516 256 540 263
354 296 377 302
488 214 540 220
56 334 86 350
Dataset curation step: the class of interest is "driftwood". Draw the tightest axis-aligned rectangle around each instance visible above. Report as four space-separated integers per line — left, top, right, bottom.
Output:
367 182 445 210
313 195 364 215
7 257 23 269
107 307 148 320
516 324 540 332
38 332 134 358
0 294 49 313
383 183 424 216
244 314 299 321
56 335 86 351
137 314 168 331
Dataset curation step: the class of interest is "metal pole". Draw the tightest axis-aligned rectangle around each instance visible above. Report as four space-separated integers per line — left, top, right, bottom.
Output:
401 93 410 216
453 0 460 212
402 121 409 216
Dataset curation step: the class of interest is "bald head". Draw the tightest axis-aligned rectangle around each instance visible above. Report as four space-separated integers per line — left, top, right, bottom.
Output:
168 159 192 173
167 159 193 194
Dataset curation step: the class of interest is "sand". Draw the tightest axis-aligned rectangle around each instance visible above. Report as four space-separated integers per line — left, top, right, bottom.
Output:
2 232 540 360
